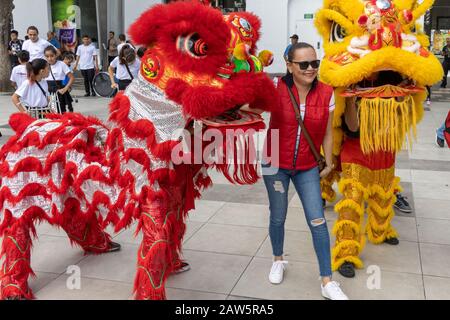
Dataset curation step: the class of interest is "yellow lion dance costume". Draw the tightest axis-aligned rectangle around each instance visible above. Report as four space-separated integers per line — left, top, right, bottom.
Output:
315 0 443 276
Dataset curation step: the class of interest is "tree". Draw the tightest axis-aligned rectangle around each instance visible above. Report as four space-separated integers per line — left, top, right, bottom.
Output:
0 0 13 93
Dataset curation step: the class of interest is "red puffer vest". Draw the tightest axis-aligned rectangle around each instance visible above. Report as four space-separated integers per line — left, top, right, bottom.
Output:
265 75 333 170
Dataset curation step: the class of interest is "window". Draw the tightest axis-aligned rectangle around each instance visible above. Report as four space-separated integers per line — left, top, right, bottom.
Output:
164 0 246 13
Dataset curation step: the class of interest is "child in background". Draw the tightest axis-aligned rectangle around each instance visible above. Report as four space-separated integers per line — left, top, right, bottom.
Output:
10 50 30 89
61 51 76 111
44 46 74 113
11 58 50 119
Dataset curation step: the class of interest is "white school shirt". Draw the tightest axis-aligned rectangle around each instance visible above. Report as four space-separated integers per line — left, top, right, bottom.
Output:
110 57 141 80
15 80 49 108
117 43 135 55
45 60 71 81
10 64 28 88
76 44 97 70
22 38 54 61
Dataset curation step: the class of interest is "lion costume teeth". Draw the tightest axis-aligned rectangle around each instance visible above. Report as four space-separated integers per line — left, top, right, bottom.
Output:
315 0 443 272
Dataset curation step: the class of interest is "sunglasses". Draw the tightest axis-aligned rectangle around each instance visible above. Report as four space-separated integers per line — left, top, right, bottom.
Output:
290 60 320 70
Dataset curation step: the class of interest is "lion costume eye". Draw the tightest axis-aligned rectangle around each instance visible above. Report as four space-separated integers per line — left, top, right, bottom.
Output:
176 33 208 59
330 21 346 43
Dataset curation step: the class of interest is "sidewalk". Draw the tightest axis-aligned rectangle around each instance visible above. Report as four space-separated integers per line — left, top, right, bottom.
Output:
0 90 449 300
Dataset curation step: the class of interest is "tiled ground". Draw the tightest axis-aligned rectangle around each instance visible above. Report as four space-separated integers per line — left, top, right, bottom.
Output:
0 87 449 300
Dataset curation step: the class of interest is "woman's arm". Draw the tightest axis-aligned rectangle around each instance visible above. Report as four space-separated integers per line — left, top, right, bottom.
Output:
239 104 265 115
12 93 26 113
108 66 118 89
320 110 334 178
344 96 359 132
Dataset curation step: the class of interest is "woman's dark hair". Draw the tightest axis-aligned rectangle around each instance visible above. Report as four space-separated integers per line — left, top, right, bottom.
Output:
27 26 39 34
44 45 57 55
137 47 146 59
118 34 126 42
10 30 18 36
82 34 90 39
287 42 315 62
26 58 48 82
18 50 30 63
119 45 136 65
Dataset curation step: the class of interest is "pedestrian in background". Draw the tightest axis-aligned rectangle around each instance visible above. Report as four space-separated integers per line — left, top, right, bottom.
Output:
74 35 99 97
117 34 135 55
8 30 24 68
107 31 119 65
440 38 450 88
284 34 299 62
61 52 76 111
47 31 61 50
22 26 57 62
108 45 140 91
10 50 30 89
44 46 74 113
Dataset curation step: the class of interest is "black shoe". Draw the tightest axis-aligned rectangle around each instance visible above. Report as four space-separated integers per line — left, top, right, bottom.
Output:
338 262 355 278
322 198 326 209
91 92 97 97
173 261 191 274
107 241 121 253
384 237 399 245
84 93 90 97
436 133 445 148
394 193 412 213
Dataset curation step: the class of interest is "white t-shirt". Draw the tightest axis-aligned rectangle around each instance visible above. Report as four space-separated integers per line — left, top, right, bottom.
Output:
76 44 97 70
15 80 49 108
117 43 135 55
110 57 141 80
22 38 54 61
45 60 71 81
10 64 28 88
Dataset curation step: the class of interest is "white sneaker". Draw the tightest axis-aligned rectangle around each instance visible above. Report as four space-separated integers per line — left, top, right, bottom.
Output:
321 281 349 300
268 260 288 284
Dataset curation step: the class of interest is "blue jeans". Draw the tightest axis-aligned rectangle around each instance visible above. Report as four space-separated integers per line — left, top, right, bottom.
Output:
262 165 332 277
437 123 446 140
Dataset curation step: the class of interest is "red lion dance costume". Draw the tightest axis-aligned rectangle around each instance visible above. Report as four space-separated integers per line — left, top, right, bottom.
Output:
0 1 276 300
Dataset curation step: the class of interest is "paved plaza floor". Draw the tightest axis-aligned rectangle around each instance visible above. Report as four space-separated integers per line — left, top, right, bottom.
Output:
0 86 449 300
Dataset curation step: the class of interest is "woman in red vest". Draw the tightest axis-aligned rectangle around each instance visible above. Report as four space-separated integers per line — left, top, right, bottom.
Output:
262 42 348 300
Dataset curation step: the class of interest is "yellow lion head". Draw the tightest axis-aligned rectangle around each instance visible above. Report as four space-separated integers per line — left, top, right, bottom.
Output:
315 0 443 154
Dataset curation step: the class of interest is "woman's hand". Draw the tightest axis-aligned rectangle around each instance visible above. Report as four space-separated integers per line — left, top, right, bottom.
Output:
111 82 118 89
57 87 68 95
319 165 333 178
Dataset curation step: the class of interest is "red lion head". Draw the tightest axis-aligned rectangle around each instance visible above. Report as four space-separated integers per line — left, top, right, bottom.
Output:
128 0 276 120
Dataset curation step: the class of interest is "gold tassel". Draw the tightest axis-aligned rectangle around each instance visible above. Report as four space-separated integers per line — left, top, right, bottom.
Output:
359 96 416 154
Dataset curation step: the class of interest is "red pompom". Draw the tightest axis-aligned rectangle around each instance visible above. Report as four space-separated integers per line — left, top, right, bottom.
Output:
358 15 368 26
403 10 413 24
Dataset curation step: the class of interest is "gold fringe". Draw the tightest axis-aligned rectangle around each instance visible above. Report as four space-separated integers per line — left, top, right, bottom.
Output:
366 223 398 244
367 207 395 231
359 96 416 154
338 178 369 200
332 220 361 236
335 199 365 217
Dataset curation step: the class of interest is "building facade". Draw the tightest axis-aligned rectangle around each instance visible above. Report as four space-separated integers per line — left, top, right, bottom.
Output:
12 0 437 73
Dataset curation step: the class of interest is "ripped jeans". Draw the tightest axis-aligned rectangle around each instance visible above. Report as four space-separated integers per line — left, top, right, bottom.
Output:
262 165 332 277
